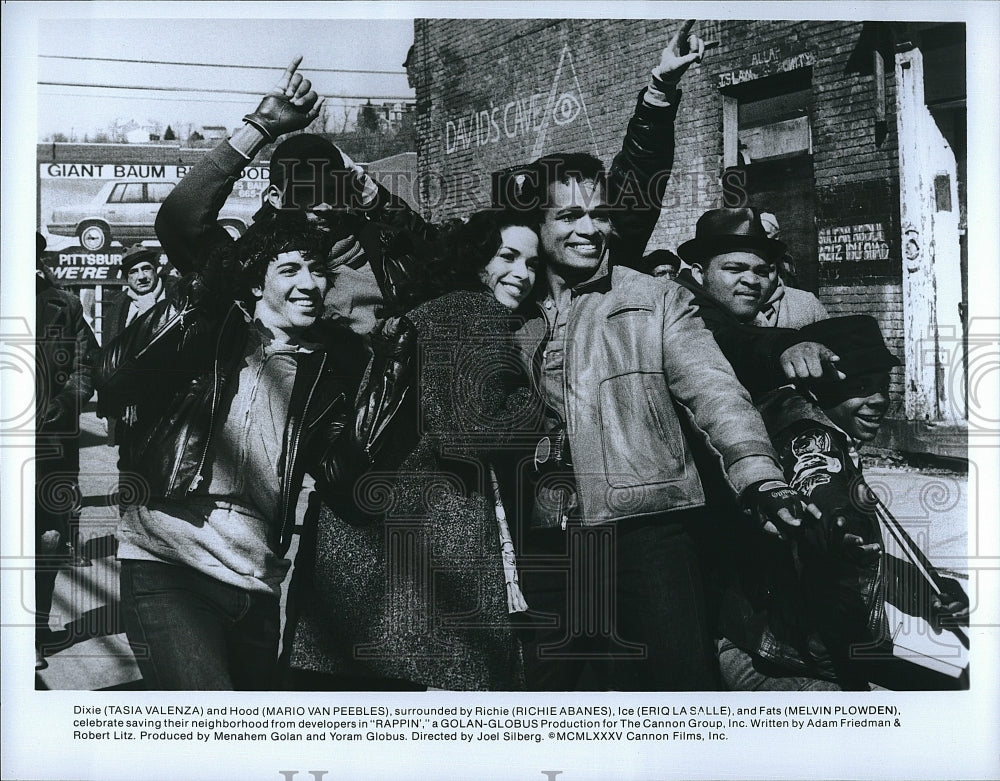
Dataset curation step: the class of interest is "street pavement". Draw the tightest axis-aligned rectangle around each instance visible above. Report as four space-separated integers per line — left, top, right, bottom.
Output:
33 409 972 691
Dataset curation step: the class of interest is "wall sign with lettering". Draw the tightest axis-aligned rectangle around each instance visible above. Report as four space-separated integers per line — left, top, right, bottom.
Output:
817 222 892 263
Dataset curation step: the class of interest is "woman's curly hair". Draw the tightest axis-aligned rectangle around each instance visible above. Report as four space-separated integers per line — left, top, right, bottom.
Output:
396 208 541 312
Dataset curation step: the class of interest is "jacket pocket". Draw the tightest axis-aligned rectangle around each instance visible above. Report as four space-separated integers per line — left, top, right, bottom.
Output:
598 372 685 488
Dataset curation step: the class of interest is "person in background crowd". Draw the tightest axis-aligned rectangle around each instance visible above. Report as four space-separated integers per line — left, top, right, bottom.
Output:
103 245 169 341
674 206 844 400
156 56 436 336
95 213 398 689
634 248 682 280
505 23 820 692
35 232 99 666
716 316 968 690
755 211 828 328
286 209 543 690
97 244 176 516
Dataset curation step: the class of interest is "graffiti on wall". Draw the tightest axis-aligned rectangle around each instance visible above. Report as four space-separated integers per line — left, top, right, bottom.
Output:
817 222 892 263
442 45 597 159
717 48 816 89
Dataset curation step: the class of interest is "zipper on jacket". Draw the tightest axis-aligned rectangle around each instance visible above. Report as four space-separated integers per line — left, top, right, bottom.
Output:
560 293 578 532
279 352 327 547
188 304 238 492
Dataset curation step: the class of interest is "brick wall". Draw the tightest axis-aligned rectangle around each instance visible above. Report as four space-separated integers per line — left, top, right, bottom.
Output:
411 18 907 409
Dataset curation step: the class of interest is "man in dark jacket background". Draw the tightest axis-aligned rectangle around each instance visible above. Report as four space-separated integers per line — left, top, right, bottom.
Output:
35 233 99 667
100 244 172 346
97 244 175 503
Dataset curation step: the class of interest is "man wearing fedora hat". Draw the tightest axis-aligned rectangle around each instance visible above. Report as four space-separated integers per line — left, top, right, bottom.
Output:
674 206 843 400
156 56 436 337
678 206 789 322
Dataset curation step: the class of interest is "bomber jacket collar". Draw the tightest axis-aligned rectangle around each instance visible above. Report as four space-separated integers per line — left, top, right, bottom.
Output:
570 251 614 296
540 249 614 306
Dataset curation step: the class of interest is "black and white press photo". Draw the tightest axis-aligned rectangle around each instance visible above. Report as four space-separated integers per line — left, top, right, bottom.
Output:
2 3 998 781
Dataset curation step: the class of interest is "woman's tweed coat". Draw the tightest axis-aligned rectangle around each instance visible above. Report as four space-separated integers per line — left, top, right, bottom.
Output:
287 290 537 690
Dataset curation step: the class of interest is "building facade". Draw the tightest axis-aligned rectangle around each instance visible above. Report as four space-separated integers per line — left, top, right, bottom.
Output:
407 19 968 455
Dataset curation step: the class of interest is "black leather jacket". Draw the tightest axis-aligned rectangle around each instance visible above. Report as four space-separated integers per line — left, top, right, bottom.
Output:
719 388 888 686
95 276 369 555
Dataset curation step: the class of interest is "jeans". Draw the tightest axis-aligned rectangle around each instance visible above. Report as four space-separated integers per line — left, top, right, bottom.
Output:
717 639 843 691
119 560 280 690
517 515 719 691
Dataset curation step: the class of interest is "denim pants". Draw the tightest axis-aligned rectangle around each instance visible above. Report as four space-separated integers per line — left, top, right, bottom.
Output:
517 514 719 691
119 560 280 690
717 639 843 691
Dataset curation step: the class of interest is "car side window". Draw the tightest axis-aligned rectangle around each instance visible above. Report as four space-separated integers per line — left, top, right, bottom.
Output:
147 183 174 203
108 183 144 203
107 183 127 204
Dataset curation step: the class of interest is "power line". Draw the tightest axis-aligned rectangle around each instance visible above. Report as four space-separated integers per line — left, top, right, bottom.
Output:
42 91 255 107
40 54 407 76
39 81 413 102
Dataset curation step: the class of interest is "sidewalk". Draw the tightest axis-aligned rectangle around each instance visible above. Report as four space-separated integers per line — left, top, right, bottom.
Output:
34 410 972 691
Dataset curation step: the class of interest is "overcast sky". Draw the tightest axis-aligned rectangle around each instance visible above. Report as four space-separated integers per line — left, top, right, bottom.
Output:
36 12 415 139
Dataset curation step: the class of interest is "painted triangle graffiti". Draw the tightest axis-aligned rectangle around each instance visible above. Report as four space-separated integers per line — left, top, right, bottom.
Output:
530 44 599 160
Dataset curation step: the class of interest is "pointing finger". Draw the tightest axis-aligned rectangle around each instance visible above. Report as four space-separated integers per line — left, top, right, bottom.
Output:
278 55 304 91
670 19 697 49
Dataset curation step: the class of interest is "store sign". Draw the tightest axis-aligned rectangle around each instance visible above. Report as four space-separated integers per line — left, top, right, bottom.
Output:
441 45 595 159
41 249 126 285
40 163 269 182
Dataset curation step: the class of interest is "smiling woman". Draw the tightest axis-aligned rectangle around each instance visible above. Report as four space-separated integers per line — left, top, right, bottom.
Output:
287 209 546 691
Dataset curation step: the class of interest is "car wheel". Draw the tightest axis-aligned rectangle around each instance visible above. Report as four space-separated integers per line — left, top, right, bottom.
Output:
219 220 246 240
78 222 111 252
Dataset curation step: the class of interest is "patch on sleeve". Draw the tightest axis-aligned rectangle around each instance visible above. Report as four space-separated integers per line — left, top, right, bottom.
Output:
787 429 842 495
